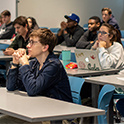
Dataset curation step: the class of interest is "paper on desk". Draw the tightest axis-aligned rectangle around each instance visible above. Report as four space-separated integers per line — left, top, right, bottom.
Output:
116 77 124 81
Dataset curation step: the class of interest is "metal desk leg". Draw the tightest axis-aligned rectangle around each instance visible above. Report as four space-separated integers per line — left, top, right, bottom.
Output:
108 98 114 124
92 84 100 124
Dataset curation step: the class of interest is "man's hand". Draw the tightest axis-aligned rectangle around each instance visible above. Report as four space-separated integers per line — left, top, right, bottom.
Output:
12 48 30 66
60 21 67 30
91 40 99 50
19 53 30 66
3 48 15 56
90 41 94 44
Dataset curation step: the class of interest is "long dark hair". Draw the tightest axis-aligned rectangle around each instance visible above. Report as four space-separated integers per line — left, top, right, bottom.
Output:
27 17 39 30
101 23 122 45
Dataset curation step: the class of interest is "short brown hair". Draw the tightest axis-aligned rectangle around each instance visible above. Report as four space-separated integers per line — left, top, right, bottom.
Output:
101 7 112 15
29 28 57 52
1 10 11 16
13 16 28 27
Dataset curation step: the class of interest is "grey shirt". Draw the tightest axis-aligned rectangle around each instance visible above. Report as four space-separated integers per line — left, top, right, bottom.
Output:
76 30 97 49
0 22 15 39
57 25 84 47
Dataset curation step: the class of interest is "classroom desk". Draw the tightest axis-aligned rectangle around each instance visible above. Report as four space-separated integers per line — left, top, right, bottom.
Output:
66 68 120 77
84 74 124 124
0 39 11 45
84 74 124 87
0 88 105 123
54 45 76 53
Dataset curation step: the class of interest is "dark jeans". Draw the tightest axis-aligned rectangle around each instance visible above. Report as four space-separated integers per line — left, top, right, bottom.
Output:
116 98 124 117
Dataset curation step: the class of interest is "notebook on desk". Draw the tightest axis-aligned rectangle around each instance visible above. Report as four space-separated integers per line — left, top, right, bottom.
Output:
74 49 104 71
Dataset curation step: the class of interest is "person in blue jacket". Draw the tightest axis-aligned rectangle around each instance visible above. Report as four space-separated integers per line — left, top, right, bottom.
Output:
6 28 73 123
101 7 120 32
6 28 72 102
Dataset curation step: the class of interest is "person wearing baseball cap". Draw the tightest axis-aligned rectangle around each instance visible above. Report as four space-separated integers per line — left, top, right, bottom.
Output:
57 13 84 46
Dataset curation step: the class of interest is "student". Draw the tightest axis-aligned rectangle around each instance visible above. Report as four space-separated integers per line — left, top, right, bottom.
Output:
0 14 3 27
76 16 101 49
6 28 72 102
27 17 39 31
101 7 120 31
3 16 30 56
91 23 124 70
0 10 15 39
6 28 72 124
57 13 84 47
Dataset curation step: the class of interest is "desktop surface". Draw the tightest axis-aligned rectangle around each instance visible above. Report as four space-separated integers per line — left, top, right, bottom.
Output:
0 88 105 122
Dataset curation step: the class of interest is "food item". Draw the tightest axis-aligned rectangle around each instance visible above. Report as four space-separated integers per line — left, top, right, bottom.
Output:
65 62 78 69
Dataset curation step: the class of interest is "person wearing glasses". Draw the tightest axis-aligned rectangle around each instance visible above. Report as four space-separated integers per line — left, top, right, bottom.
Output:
76 16 101 49
91 23 124 70
5 28 72 124
3 16 30 56
27 16 39 31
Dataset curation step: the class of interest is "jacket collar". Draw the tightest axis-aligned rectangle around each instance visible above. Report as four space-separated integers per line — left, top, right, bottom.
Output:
32 52 57 70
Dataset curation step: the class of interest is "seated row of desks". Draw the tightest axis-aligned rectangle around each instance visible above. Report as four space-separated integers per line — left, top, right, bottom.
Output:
54 45 124 124
0 44 122 123
0 44 105 123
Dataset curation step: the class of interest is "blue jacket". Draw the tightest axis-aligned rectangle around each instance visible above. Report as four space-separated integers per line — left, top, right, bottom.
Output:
6 52 72 102
101 15 120 31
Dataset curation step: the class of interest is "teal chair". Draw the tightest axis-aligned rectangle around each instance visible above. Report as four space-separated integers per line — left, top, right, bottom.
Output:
120 30 124 38
68 76 85 104
40 27 48 29
59 52 76 63
121 40 124 47
83 23 88 32
50 28 59 34
98 84 115 124
83 23 88 28
0 43 9 50
0 44 9 79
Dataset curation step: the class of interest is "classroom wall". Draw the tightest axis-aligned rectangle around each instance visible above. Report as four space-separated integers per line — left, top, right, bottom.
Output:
0 0 17 21
18 0 124 29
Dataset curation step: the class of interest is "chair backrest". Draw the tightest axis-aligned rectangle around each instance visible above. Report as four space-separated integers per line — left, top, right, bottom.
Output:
98 84 115 124
68 76 85 104
0 44 9 50
50 28 59 34
121 40 124 48
83 23 88 28
40 27 48 29
59 52 77 62
0 44 9 64
121 30 124 38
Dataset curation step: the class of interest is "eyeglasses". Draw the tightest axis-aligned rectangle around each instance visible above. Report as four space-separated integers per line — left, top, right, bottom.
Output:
28 40 39 46
97 31 110 35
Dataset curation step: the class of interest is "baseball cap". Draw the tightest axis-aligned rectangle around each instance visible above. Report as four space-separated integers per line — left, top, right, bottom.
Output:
64 13 80 23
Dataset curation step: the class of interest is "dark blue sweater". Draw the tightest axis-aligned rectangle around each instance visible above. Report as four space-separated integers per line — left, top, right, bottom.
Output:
6 52 72 103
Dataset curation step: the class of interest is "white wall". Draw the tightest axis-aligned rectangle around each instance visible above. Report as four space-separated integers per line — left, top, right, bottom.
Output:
18 0 124 29
0 0 17 21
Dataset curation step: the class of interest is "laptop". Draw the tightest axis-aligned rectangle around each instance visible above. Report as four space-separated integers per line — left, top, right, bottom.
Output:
75 49 103 71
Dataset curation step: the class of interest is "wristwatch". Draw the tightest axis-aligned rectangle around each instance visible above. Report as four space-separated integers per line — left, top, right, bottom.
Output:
11 63 19 67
